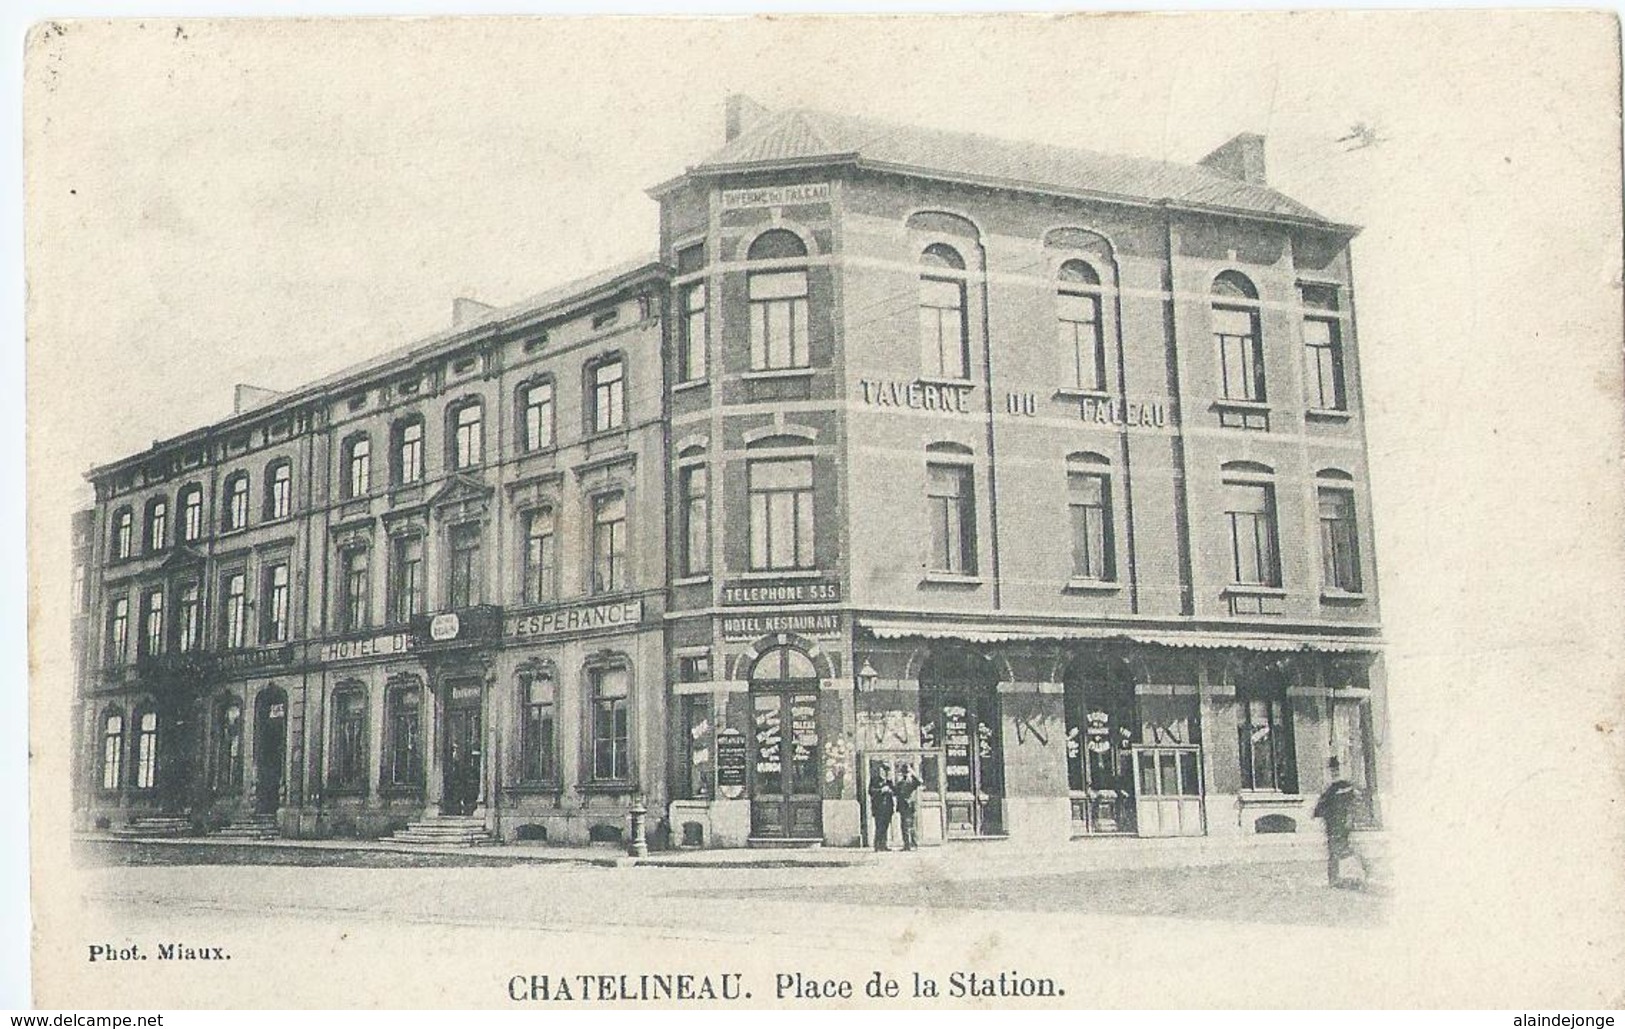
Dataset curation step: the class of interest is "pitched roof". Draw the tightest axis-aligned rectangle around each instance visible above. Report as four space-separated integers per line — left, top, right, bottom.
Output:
685 107 1332 225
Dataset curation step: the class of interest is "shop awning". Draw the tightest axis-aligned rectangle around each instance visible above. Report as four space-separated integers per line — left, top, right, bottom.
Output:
855 618 1380 653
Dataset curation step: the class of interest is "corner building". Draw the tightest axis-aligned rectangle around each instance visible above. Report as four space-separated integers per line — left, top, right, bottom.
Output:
74 97 1385 851
654 101 1383 848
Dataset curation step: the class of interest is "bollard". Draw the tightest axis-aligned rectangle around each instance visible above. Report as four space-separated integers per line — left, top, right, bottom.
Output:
627 800 648 858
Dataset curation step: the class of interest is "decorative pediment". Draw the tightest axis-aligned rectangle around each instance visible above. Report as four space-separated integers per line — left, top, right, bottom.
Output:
157 543 207 574
330 521 374 552
505 471 564 513
428 473 494 523
381 503 429 538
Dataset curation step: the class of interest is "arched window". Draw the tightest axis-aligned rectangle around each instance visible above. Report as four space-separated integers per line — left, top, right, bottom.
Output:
265 460 293 520
678 451 709 578
1317 469 1362 593
341 435 371 499
1301 283 1346 411
1222 461 1280 588
133 707 158 790
391 416 424 485
747 452 813 572
750 645 818 682
329 685 367 791
222 473 250 532
112 507 134 559
1065 453 1115 582
518 663 556 783
212 698 243 792
746 230 810 372
384 683 423 789
140 588 165 657
144 497 168 553
448 400 483 469
518 378 555 452
919 243 969 380
100 708 124 790
178 484 204 543
1058 260 1105 391
1212 271 1265 405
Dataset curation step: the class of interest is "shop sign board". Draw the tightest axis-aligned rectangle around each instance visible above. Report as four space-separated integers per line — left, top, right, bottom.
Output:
719 579 840 606
318 632 413 664
217 643 294 675
720 182 830 209
721 611 841 641
509 599 645 639
716 728 747 799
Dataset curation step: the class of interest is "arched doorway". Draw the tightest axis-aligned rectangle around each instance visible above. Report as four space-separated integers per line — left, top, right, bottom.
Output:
918 648 1004 837
1063 653 1138 834
253 687 288 815
748 645 822 841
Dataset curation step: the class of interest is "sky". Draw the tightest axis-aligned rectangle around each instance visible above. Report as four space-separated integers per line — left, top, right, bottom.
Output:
17 10 1625 1007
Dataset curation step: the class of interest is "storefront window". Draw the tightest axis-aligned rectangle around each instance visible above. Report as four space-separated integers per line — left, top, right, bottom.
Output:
386 687 422 789
330 687 367 790
1238 686 1296 792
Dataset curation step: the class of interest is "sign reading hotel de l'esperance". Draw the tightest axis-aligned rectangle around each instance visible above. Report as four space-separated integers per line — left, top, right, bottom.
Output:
509 598 646 639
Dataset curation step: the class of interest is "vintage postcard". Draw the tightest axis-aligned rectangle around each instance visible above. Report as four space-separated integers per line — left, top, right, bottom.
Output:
21 12 1625 1011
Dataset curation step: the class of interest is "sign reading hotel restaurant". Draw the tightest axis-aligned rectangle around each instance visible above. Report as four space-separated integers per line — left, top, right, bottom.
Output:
217 643 295 674
720 579 840 606
721 610 841 642
859 379 975 414
1079 395 1172 428
720 182 830 209
509 599 645 639
319 632 412 664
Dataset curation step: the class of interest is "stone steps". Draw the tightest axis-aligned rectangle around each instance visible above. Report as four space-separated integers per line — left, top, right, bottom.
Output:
387 816 494 847
109 817 194 839
212 816 281 841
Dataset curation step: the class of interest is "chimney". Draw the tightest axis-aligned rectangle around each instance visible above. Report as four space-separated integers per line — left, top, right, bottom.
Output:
1199 133 1268 186
233 384 283 415
452 297 496 328
724 93 770 142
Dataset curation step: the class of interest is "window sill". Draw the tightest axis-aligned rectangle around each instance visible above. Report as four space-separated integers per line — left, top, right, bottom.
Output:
1237 792 1303 805
1064 578 1121 593
671 574 712 587
517 445 559 459
1212 398 1271 412
1053 386 1111 401
740 568 822 580
504 782 564 795
378 786 424 799
922 571 983 586
740 367 814 382
1223 584 1286 597
672 378 710 394
1320 588 1368 603
1305 408 1353 423
916 375 974 388
576 781 636 795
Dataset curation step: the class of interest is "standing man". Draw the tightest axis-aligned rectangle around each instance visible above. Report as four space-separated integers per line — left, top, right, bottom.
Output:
1312 757 1366 888
894 762 922 851
868 761 895 852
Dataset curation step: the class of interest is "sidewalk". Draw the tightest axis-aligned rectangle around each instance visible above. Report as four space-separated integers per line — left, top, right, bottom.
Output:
74 828 1383 872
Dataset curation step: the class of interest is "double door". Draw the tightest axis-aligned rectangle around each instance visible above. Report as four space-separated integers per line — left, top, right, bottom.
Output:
919 688 1004 838
441 699 482 816
748 689 823 840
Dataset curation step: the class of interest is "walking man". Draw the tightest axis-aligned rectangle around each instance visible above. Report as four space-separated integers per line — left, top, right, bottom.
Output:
868 761 895 851
1312 757 1366 888
894 762 922 851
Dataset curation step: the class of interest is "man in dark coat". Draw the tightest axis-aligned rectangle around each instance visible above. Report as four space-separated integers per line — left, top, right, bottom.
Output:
894 762 922 851
868 762 895 851
1312 757 1366 888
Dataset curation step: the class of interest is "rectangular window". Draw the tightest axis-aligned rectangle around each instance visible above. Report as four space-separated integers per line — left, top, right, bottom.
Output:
591 666 631 782
1238 692 1296 792
396 421 424 484
591 493 628 593
679 464 709 577
226 479 250 531
263 562 290 642
1304 317 1346 411
347 438 371 498
386 689 422 789
182 490 203 542
1225 482 1281 587
177 584 201 653
680 694 713 801
340 550 369 632
390 535 424 623
453 405 482 469
148 502 167 551
1319 488 1362 592
1068 472 1114 580
108 597 129 663
448 523 482 609
679 282 708 382
1215 306 1266 402
927 463 977 575
330 690 366 790
520 669 556 783
522 381 554 452
1059 290 1105 391
592 360 625 433
223 572 248 648
101 714 124 790
134 711 158 789
521 510 556 605
269 465 292 520
748 458 815 571
140 590 164 657
748 271 810 371
114 511 133 559
918 277 968 380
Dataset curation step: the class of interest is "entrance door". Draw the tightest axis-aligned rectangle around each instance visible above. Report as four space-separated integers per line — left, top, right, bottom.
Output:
860 749 946 847
1064 669 1138 835
254 690 287 815
919 688 1004 837
748 689 823 840
442 700 483 816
